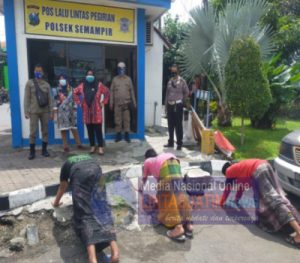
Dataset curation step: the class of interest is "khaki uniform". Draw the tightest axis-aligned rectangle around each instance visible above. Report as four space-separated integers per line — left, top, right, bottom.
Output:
110 75 136 133
24 79 53 144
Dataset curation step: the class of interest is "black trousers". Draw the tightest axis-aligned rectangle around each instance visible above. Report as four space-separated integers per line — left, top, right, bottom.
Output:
86 123 103 147
167 103 183 146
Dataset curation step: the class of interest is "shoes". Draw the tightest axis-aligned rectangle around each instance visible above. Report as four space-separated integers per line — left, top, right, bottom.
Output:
115 132 122 142
42 142 50 157
125 132 131 143
177 145 182 151
164 143 174 148
28 144 35 160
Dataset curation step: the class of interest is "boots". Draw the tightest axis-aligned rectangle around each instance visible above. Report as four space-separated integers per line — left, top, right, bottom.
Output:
28 144 35 160
42 141 50 157
125 132 131 143
115 132 122 142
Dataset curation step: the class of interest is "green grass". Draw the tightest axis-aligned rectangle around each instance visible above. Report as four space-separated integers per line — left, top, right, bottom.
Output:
212 118 300 160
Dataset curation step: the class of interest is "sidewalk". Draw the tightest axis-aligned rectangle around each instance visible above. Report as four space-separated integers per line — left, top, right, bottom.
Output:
0 103 212 194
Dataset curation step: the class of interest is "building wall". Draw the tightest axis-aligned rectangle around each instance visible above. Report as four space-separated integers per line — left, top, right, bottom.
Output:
5 0 167 146
145 31 164 127
13 0 139 142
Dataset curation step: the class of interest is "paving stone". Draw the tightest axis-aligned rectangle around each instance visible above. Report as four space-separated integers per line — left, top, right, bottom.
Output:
0 249 12 258
26 224 40 246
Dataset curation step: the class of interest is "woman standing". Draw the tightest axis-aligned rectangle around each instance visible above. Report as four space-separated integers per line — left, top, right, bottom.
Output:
54 74 82 152
74 70 109 155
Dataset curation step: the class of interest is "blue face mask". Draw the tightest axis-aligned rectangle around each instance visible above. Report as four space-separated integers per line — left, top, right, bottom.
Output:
118 67 126 76
34 72 43 79
86 75 95 83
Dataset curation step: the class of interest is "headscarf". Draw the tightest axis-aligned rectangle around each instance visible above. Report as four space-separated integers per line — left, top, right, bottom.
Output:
83 70 97 108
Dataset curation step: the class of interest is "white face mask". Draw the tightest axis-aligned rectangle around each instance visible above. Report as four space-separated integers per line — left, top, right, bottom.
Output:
59 79 67 86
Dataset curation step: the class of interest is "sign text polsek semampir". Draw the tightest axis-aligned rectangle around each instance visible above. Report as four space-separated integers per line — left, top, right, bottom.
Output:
42 6 114 36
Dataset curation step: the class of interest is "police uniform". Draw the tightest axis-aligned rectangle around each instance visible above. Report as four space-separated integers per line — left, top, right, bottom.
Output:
110 75 136 133
165 76 189 148
24 79 53 144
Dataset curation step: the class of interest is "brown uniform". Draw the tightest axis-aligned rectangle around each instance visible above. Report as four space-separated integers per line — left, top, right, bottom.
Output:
110 75 136 133
24 79 53 144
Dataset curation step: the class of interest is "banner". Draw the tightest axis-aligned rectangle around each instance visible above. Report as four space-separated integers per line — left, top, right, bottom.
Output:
24 0 135 43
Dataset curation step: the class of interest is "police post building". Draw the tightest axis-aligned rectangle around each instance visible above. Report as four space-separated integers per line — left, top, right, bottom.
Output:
3 0 172 147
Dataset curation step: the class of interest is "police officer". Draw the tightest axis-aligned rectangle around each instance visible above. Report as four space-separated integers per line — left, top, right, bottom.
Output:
24 64 53 160
164 65 189 151
110 62 136 143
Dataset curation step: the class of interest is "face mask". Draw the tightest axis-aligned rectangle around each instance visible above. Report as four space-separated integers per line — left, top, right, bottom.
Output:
59 79 67 86
34 72 43 79
171 72 177 78
86 75 95 83
118 67 126 76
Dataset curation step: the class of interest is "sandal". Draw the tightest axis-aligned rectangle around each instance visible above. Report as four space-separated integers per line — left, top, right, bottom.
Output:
89 147 96 154
77 145 84 150
184 226 194 239
286 236 300 249
166 230 186 242
63 147 70 153
98 148 104 156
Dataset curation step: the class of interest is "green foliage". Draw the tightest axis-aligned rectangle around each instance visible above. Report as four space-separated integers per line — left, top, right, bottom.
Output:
162 14 189 81
212 117 300 159
162 14 190 102
225 38 272 121
212 0 300 62
261 0 300 63
251 53 300 128
181 0 273 106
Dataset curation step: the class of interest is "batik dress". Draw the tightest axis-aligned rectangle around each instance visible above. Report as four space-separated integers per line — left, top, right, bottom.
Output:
157 158 192 227
54 85 77 131
253 163 300 233
60 154 116 247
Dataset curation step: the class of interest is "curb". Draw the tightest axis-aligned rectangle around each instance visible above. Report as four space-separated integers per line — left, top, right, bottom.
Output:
0 168 124 212
0 161 227 212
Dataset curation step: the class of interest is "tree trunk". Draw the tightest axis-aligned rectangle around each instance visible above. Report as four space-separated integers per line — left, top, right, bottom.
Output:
217 104 232 127
241 116 245 145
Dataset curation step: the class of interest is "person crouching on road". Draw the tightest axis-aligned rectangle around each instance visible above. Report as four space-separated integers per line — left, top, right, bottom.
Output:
164 65 189 151
24 64 53 160
110 62 136 143
73 69 109 155
53 154 119 263
220 159 300 248
142 149 193 242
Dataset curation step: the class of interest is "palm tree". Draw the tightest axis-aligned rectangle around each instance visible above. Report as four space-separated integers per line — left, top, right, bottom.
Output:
181 0 274 126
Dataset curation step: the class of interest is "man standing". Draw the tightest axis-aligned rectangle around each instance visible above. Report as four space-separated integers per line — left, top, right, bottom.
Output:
110 62 136 143
24 64 53 160
165 65 189 151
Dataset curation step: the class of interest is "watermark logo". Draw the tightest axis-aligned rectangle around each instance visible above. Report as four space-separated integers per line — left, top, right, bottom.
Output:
138 176 258 225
